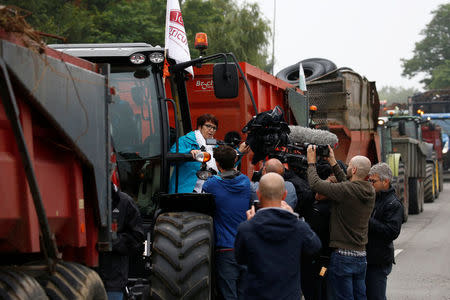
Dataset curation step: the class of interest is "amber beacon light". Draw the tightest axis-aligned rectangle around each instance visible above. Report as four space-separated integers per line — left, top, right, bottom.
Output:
195 32 208 52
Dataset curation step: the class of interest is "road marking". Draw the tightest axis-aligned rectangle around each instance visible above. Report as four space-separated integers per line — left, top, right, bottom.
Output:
394 249 403 257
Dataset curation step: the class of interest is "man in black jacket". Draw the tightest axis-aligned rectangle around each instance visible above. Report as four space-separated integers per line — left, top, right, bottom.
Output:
99 186 145 300
366 163 404 300
234 173 321 300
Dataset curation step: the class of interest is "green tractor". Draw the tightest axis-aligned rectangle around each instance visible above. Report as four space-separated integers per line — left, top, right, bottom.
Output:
378 115 433 218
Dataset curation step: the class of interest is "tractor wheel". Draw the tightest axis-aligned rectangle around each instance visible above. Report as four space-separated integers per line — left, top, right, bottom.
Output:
419 179 425 213
438 161 444 192
0 268 48 300
300 58 337 73
37 262 107 300
150 212 213 300
276 61 326 85
392 162 408 222
434 161 440 198
424 163 435 203
408 178 421 215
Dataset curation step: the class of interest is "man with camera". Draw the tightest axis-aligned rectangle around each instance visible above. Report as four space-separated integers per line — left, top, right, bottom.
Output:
366 163 403 300
307 145 375 300
250 158 298 210
202 145 251 300
234 172 321 300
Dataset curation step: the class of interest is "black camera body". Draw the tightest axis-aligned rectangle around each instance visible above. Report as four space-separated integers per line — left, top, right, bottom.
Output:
243 106 290 164
295 143 330 158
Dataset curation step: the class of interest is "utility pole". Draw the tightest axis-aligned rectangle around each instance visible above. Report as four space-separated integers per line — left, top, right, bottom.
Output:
271 0 276 75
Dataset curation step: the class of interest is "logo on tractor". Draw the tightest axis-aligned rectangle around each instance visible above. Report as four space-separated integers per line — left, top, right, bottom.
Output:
194 79 214 91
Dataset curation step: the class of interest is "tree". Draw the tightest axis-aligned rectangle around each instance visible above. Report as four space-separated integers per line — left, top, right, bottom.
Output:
401 3 450 89
3 0 271 70
429 60 450 89
182 0 271 69
378 86 419 104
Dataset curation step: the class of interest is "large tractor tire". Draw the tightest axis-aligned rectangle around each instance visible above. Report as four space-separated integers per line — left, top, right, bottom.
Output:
424 163 435 203
392 162 408 222
301 58 337 73
408 178 421 215
0 269 48 300
438 161 444 192
150 212 213 300
434 161 440 198
276 58 337 85
37 262 107 300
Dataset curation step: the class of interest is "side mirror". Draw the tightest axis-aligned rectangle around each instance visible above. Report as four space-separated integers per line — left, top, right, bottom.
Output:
398 120 406 136
213 63 239 99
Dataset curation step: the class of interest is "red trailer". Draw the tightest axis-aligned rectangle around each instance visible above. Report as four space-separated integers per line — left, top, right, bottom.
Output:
178 63 308 176
0 30 109 298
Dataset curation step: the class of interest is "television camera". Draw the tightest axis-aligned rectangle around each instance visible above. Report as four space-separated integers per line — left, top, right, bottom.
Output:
242 106 338 177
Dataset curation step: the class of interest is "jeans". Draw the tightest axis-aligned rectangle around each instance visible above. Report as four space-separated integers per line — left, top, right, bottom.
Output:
215 250 247 300
107 291 124 300
365 263 392 300
327 252 367 300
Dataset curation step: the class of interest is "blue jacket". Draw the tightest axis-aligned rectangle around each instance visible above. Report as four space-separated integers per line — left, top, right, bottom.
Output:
202 172 251 248
235 208 321 300
169 131 201 193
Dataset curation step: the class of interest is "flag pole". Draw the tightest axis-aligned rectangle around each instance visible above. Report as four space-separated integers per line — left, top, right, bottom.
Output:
271 0 276 75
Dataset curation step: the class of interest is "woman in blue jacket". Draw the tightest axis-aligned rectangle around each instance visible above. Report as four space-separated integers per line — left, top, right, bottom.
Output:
169 114 220 193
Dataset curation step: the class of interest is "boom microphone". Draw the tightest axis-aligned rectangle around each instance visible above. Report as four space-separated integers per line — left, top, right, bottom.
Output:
288 126 338 146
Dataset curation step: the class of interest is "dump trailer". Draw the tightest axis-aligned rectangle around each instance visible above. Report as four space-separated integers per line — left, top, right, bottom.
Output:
183 63 308 176
306 69 381 164
409 89 450 115
410 89 450 175
50 42 256 299
0 30 110 298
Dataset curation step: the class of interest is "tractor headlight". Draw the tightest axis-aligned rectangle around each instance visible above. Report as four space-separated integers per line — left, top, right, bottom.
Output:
149 52 164 64
130 53 146 64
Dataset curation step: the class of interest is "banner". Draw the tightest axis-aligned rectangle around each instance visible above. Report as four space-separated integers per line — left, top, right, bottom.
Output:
165 0 194 76
299 63 307 91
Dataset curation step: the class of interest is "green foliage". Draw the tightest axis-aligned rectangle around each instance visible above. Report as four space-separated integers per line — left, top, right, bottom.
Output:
378 86 419 104
2 0 271 69
428 60 450 89
182 0 270 69
401 3 450 89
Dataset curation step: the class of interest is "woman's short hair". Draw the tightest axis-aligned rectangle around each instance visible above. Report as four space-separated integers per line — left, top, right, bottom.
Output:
196 114 218 128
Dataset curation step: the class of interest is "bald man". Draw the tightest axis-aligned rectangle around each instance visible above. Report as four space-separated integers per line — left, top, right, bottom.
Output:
234 173 321 300
250 158 298 209
307 145 375 300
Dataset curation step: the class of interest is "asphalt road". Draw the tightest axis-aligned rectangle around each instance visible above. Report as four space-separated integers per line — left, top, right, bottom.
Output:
387 182 450 299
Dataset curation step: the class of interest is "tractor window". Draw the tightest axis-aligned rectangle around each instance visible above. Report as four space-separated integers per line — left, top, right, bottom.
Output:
391 121 419 139
109 66 161 158
109 66 162 215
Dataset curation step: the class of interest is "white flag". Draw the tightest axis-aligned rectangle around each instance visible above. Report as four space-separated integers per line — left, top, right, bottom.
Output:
165 0 194 76
299 63 307 91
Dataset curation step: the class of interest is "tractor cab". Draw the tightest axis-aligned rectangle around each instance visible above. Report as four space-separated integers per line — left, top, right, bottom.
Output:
50 42 248 298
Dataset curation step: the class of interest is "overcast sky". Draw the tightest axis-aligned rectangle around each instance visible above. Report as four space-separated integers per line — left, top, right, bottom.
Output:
242 0 447 91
